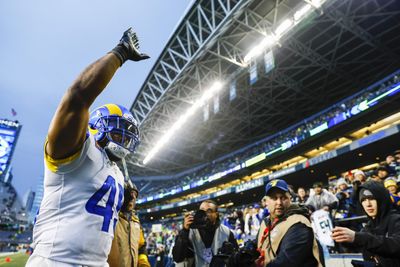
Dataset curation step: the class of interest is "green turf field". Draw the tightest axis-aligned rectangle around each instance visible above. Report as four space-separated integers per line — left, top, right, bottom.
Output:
0 253 29 267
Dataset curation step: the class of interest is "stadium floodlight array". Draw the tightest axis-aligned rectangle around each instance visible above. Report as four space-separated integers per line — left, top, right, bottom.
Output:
142 0 329 165
243 0 327 64
143 81 223 164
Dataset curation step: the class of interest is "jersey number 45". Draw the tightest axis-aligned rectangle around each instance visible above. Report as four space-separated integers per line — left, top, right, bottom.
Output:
85 175 123 233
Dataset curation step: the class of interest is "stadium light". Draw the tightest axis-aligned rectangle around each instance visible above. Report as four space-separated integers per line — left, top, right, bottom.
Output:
243 1 328 65
143 81 224 165
308 0 323 8
294 4 312 21
274 19 293 37
244 35 276 63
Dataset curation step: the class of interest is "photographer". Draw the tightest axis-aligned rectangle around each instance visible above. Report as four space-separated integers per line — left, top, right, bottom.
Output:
257 179 323 267
172 200 238 267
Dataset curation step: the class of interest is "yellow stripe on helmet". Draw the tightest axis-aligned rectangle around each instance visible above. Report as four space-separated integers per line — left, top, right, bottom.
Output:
88 127 98 136
104 104 123 116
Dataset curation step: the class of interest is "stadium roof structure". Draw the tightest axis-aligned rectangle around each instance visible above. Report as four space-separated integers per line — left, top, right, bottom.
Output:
128 0 400 176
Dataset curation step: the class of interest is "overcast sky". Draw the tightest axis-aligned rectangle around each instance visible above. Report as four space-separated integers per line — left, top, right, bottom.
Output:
0 0 191 204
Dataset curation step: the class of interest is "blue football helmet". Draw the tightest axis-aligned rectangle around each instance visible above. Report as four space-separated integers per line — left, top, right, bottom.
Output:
88 104 139 159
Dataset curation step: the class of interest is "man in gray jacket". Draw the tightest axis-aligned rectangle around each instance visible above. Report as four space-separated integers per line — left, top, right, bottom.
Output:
306 182 338 211
172 200 237 267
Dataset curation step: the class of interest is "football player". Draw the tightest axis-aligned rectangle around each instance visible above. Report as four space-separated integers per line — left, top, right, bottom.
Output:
26 28 149 267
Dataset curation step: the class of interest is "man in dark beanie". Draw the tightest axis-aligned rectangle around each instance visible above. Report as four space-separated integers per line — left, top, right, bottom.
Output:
332 181 400 267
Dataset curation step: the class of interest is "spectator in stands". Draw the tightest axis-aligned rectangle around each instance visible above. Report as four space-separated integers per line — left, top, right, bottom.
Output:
394 150 400 175
254 204 263 223
234 210 245 237
154 244 166 267
353 170 367 185
384 178 400 208
108 183 150 267
223 209 245 237
386 155 397 174
146 233 157 255
335 178 352 217
260 196 270 220
332 181 400 267
394 150 400 163
295 187 309 204
222 210 234 229
256 179 323 267
288 184 297 202
337 178 352 194
306 182 338 212
376 165 389 181
172 200 237 267
245 205 261 237
350 171 368 216
386 155 395 164
384 177 399 196
328 185 336 195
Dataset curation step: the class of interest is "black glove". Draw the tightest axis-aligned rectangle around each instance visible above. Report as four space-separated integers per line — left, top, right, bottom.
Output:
111 27 150 65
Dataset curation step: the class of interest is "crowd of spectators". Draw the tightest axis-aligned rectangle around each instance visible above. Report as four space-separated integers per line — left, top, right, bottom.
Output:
139 148 400 265
0 229 32 252
137 73 400 203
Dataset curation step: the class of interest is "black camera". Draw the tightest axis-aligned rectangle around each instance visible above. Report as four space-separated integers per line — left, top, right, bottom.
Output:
210 240 260 267
190 210 208 229
210 241 236 267
235 240 260 266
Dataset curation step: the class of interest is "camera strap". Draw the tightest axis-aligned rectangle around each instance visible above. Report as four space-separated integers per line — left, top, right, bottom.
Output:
260 217 279 247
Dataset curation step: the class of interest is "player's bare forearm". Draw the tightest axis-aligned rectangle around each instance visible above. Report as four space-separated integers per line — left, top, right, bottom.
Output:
69 54 121 108
46 53 120 159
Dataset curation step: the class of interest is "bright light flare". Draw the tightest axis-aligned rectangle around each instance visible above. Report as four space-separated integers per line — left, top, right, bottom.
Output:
310 0 323 8
243 0 328 64
274 19 293 37
294 4 312 21
143 81 224 165
244 35 276 63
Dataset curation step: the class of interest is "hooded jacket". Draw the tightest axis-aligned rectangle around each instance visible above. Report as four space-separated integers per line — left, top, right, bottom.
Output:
353 181 400 267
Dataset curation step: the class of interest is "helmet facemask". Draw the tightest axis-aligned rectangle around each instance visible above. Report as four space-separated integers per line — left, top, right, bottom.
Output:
91 115 140 159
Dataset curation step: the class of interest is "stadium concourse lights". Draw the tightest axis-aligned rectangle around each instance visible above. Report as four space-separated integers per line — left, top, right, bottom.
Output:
243 0 325 65
143 81 224 165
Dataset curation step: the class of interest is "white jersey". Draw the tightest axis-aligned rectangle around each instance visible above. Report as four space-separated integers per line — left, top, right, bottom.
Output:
31 135 125 266
311 209 334 247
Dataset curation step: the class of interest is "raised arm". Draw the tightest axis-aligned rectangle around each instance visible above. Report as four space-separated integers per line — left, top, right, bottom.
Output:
46 28 149 159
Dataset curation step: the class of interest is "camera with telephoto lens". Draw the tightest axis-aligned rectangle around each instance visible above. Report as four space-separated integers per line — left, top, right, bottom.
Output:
234 239 260 266
210 241 236 267
190 210 208 229
210 240 260 267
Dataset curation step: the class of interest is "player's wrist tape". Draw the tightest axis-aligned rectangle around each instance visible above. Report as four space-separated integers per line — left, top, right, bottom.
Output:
110 44 128 66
